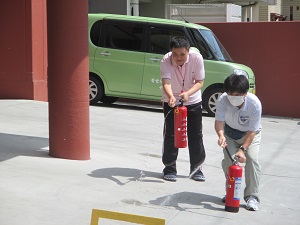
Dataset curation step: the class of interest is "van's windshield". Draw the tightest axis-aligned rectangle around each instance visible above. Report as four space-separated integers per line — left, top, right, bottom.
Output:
191 28 233 62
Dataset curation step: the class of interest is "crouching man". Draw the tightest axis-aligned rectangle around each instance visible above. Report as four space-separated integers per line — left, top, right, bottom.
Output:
215 74 262 211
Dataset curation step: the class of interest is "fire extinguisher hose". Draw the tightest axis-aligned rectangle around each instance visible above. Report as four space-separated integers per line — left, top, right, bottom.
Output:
225 147 237 164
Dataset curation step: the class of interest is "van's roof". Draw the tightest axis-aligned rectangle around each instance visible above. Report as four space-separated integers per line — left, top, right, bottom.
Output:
88 13 210 30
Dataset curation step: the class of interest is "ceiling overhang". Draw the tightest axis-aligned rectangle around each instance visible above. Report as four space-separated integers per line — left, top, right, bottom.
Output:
198 0 276 6
139 0 276 6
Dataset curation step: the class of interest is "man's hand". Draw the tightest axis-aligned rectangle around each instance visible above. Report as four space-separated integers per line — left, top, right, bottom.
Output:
215 121 227 149
235 150 246 163
168 96 176 108
218 135 227 148
179 92 189 102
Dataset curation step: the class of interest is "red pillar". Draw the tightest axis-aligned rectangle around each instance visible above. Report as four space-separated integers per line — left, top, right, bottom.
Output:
47 0 90 160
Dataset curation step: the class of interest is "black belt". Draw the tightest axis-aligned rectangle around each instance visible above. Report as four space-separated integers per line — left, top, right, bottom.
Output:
224 124 246 140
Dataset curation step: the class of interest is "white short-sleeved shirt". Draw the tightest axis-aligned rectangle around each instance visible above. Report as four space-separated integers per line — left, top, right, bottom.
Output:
160 49 205 105
215 92 262 132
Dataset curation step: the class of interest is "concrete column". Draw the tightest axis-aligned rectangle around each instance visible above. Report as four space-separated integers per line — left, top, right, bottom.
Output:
131 0 139 16
127 0 131 15
242 7 247 22
47 0 90 160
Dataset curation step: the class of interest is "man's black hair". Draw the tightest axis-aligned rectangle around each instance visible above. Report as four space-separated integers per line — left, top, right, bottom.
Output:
170 36 190 50
224 74 249 94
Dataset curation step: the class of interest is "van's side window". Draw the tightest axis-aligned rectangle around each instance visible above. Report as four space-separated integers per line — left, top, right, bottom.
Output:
104 23 144 52
90 20 102 47
149 27 184 54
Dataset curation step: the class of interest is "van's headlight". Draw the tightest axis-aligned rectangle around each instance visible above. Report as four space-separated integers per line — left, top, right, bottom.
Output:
233 69 249 79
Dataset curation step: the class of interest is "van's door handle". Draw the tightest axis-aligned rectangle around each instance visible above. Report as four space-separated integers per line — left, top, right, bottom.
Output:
149 57 161 62
100 52 111 56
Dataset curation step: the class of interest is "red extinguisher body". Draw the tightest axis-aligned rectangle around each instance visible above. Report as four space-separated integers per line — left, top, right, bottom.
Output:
225 162 243 213
174 102 187 148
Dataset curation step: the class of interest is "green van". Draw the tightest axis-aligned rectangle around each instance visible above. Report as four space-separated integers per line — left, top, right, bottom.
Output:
88 14 255 116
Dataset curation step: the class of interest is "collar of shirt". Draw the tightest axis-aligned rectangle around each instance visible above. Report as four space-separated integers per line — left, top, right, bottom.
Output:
240 97 248 111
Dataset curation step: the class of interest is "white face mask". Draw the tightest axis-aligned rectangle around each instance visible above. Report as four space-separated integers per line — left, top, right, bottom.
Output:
227 95 245 107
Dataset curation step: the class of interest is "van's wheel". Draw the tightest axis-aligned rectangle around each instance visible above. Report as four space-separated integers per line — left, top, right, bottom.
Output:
89 76 104 105
203 87 224 117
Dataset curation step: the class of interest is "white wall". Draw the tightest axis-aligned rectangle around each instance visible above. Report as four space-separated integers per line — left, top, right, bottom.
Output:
139 0 166 18
88 0 127 14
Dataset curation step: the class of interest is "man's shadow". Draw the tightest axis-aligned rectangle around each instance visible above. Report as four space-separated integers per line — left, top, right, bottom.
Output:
88 167 175 185
89 167 225 212
149 191 224 212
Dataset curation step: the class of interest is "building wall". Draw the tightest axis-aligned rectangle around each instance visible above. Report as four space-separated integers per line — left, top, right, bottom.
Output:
201 22 300 118
88 0 127 14
270 0 282 14
259 0 282 21
282 0 300 20
139 0 166 18
259 5 269 21
0 0 47 101
139 0 198 19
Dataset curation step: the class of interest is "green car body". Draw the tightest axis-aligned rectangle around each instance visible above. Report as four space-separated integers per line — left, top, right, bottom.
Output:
88 14 255 116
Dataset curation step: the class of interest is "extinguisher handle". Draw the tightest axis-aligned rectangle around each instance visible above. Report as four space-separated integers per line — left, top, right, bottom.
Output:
179 98 184 107
233 155 240 164
225 147 237 164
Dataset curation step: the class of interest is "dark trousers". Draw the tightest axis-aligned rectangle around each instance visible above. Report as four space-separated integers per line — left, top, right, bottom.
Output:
162 101 206 175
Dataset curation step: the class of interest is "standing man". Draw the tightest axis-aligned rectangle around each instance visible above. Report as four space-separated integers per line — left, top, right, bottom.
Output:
215 74 262 211
160 37 206 182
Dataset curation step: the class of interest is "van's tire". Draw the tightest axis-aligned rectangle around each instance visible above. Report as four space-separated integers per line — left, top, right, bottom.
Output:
89 76 104 105
100 96 119 104
203 87 224 117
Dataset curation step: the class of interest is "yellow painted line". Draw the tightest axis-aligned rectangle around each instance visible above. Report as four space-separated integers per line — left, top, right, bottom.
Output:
90 209 165 225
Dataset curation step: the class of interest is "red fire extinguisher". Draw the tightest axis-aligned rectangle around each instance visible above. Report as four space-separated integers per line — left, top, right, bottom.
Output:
225 147 243 213
174 99 187 148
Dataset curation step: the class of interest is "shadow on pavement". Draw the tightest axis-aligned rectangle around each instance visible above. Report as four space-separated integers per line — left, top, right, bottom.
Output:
0 133 49 162
88 167 187 185
92 102 163 113
149 191 224 211
91 100 210 117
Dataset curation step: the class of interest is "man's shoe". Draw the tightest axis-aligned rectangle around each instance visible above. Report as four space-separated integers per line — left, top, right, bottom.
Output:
246 196 259 211
163 174 177 182
190 170 205 182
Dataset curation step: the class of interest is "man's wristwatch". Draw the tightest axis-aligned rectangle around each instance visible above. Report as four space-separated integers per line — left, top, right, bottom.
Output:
239 145 247 153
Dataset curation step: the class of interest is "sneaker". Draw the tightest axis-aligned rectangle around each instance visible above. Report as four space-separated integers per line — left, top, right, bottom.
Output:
246 196 259 211
163 174 177 182
190 170 205 182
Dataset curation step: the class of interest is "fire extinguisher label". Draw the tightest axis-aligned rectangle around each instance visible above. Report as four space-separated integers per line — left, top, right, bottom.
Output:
234 177 242 200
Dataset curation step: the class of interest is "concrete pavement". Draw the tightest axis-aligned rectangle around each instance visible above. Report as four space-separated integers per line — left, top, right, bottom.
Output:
0 100 299 225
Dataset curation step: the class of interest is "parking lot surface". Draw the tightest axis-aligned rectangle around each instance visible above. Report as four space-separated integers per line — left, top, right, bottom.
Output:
0 100 299 225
